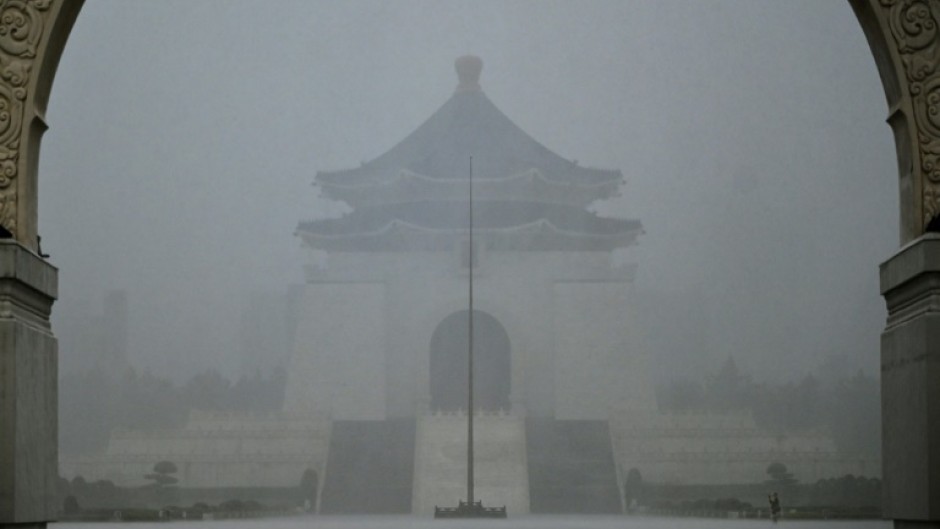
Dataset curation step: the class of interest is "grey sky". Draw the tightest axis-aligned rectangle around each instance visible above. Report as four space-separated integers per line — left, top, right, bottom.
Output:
40 1 896 381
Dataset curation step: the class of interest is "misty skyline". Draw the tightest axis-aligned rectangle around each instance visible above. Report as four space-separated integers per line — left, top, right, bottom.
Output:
40 1 896 381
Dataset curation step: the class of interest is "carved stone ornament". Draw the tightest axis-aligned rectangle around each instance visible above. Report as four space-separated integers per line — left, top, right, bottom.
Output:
880 0 940 225
0 0 50 237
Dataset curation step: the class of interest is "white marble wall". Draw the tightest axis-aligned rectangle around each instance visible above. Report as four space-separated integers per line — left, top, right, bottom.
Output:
60 412 330 489
286 248 642 420
609 411 878 485
0 242 59 525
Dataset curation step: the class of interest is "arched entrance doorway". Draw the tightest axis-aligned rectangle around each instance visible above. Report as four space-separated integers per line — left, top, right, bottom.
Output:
429 310 511 412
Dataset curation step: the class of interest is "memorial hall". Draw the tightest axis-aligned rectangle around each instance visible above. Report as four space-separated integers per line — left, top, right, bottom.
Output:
62 57 872 515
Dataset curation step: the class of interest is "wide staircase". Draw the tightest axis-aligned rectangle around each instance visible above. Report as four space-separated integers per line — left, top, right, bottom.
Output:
411 411 529 516
526 419 623 514
319 419 416 514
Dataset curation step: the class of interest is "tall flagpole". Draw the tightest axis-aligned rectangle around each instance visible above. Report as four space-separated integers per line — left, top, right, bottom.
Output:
467 155 475 506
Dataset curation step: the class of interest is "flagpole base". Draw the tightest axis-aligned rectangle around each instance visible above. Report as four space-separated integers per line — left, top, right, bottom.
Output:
434 500 507 519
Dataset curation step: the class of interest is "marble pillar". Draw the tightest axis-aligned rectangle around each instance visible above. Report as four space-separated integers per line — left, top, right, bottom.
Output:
0 241 58 529
881 234 940 528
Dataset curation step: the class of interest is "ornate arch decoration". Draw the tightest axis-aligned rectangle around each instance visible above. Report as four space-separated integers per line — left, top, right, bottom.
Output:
0 0 82 250
851 0 940 242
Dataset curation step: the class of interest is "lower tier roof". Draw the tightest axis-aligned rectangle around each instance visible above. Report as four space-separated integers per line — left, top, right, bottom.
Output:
296 200 642 252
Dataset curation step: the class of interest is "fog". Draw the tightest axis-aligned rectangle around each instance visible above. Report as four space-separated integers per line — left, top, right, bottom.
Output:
45 0 894 517
41 0 894 381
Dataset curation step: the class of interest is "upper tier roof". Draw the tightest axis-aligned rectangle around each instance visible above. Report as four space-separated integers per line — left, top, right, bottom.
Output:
316 62 622 194
299 56 642 253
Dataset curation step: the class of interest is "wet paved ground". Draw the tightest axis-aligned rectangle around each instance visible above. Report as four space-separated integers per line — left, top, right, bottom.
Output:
53 516 891 529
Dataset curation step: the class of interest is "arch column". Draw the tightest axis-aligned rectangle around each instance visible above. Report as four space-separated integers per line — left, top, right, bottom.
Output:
0 241 57 529
852 1 940 526
0 2 82 528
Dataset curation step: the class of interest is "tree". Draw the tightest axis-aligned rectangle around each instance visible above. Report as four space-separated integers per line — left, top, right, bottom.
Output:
299 468 318 511
145 460 178 487
182 370 232 411
766 462 797 486
624 467 645 508
808 474 882 507
62 495 81 515
706 356 754 411
70 476 87 492
656 377 706 413
825 370 880 459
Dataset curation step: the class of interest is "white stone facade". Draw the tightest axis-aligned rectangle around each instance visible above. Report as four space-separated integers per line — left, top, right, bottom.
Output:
610 410 877 485
60 411 330 489
283 248 649 421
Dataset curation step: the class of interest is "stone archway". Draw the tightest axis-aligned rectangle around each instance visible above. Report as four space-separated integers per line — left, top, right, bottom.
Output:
429 309 511 412
1 1 938 527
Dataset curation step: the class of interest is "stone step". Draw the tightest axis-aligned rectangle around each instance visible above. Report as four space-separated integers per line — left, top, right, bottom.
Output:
319 419 415 514
526 418 623 514
412 412 529 516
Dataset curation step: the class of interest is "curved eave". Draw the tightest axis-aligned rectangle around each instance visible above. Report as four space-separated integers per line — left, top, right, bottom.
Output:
318 168 621 207
314 90 622 187
295 219 642 252
316 166 623 188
